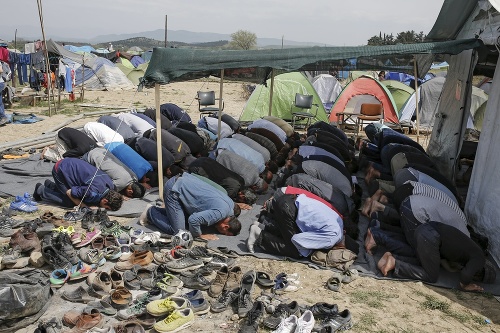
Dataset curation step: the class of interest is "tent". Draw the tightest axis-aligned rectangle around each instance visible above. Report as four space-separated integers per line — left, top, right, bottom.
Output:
239 72 328 123
381 80 415 116
471 99 488 131
399 77 446 129
466 87 489 130
116 62 148 86
329 76 399 125
477 77 492 94
311 74 343 110
426 0 500 265
47 40 135 91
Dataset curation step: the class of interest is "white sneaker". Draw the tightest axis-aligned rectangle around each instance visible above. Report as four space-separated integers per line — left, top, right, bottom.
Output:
295 310 315 333
272 314 298 333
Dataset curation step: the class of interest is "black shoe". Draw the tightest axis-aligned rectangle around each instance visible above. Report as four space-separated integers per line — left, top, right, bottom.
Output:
179 273 210 290
210 288 240 313
237 288 253 318
81 211 95 230
319 309 353 332
94 208 110 224
33 183 42 202
238 301 264 333
263 301 300 329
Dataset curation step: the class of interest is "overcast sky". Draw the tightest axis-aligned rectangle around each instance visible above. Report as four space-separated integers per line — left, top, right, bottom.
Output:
1 0 444 45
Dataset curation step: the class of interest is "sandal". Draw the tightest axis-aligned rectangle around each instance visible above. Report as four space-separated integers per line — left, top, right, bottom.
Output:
327 272 342 292
256 271 274 287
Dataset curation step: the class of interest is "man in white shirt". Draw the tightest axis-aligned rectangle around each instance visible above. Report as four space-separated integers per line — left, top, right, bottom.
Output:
83 122 124 147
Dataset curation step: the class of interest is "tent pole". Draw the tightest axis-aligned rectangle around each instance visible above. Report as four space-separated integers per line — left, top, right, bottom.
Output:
81 55 85 102
413 57 420 144
164 15 168 47
37 0 52 116
155 83 164 200
13 29 17 88
217 69 224 141
268 68 275 117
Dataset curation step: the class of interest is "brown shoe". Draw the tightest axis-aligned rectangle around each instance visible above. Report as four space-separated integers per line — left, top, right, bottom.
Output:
91 236 105 250
224 266 242 292
208 266 229 298
110 269 124 288
9 229 41 253
114 321 145 333
73 312 103 331
91 271 112 293
62 310 81 326
114 251 153 271
110 286 132 309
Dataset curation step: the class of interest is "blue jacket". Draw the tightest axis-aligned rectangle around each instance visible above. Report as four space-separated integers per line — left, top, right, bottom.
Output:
105 142 153 180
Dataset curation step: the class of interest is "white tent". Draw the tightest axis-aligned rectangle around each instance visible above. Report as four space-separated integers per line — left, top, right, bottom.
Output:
311 74 343 104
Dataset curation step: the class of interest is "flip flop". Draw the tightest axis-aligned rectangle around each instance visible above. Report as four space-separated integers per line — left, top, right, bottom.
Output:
327 272 343 292
256 271 274 287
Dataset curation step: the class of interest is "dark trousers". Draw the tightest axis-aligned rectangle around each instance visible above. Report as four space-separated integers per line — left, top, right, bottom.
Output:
257 195 301 259
394 223 441 282
39 171 74 208
370 226 415 257
399 198 421 249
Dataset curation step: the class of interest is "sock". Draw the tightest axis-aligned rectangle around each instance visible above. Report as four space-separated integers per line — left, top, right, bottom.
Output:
247 224 262 253
139 204 152 226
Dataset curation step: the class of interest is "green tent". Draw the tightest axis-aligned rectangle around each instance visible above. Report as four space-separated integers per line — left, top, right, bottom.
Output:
117 62 148 86
381 80 415 116
239 72 328 123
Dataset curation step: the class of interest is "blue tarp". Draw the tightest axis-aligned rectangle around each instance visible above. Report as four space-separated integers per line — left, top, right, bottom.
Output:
63 45 96 53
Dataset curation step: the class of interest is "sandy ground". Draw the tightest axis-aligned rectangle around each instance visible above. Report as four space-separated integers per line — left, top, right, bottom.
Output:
1 81 499 333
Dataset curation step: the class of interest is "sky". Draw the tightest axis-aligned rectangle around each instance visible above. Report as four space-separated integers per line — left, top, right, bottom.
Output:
0 0 445 46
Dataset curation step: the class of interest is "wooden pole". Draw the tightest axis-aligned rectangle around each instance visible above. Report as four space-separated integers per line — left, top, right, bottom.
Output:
413 57 420 144
155 83 164 200
13 29 17 88
37 0 52 116
81 55 85 102
164 15 168 48
268 68 275 116
217 69 224 141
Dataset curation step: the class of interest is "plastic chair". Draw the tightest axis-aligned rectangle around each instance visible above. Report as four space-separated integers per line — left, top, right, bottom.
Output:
291 93 319 130
355 103 383 139
197 91 224 119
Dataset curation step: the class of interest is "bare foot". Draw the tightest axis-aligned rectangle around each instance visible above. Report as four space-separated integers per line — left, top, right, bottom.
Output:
377 252 396 276
364 165 381 184
369 200 386 216
361 198 372 217
364 228 377 255
371 189 384 202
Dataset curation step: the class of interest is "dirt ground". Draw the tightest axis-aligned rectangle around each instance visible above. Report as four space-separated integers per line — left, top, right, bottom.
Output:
1 81 499 333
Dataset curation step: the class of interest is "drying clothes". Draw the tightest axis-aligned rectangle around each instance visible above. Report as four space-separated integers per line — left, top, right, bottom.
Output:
0 48 9 63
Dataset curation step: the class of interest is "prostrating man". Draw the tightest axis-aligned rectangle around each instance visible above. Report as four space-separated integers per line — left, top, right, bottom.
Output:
216 149 270 190
144 173 241 240
83 147 145 199
247 194 344 259
160 103 192 124
41 127 97 162
168 127 204 157
113 112 154 136
143 108 172 130
134 137 183 178
216 137 266 174
97 115 136 142
83 122 124 147
34 158 123 210
198 116 234 139
144 128 196 168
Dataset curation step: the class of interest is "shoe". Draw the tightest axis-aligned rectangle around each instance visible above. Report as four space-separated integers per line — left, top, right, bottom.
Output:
319 309 353 332
239 300 265 333
238 288 253 318
255 271 275 288
114 250 154 271
104 235 118 247
10 200 38 213
146 296 189 316
62 285 94 303
189 296 210 315
273 279 299 294
70 312 104 332
10 228 41 252
264 301 300 330
114 321 145 333
85 300 118 316
153 308 194 333
165 255 204 272
81 210 96 230
104 246 122 260
208 266 229 298
272 314 298 333
0 117 8 126
16 192 38 206
136 286 163 303
296 310 315 333
90 271 113 294
179 273 210 290
37 317 62 333
117 301 148 320
79 248 106 266
326 272 342 292
2 246 22 265
42 245 72 270
180 265 215 278
134 231 161 245
181 289 203 302
189 246 213 262
210 288 240 313
49 268 70 288
207 253 236 267
91 236 105 250
224 265 243 292
306 302 338 323
53 232 79 265
94 207 110 224
110 268 124 288
76 229 102 248
241 270 256 293
341 269 359 284
110 286 133 309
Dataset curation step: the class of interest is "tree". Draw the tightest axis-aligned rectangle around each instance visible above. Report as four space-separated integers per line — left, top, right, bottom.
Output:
229 30 257 50
367 30 426 45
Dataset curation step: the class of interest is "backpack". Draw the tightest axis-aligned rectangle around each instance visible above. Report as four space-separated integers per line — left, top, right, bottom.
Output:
310 248 357 271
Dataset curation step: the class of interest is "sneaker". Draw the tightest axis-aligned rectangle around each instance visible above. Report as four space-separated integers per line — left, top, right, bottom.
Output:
181 289 203 302
76 229 102 248
14 193 38 206
81 211 96 230
296 310 315 333
94 208 110 224
79 248 106 266
134 231 161 245
180 265 214 277
238 301 265 333
2 246 22 265
208 266 229 298
224 265 243 292
136 286 163 303
263 301 300 330
62 286 94 303
179 273 210 290
69 261 96 281
84 300 117 316
104 246 122 260
146 296 189 316
189 246 213 262
117 301 148 320
237 288 253 318
306 302 338 324
210 288 240 313
10 200 37 213
319 309 353 332
42 245 72 270
189 297 210 315
49 268 70 288
153 308 194 333
54 233 79 265
207 253 236 267
165 255 204 272
272 314 298 333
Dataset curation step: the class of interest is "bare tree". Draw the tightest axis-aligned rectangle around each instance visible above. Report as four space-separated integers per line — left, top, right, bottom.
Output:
229 30 257 50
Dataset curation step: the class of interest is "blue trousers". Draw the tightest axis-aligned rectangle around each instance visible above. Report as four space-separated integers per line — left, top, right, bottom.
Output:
0 82 5 119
